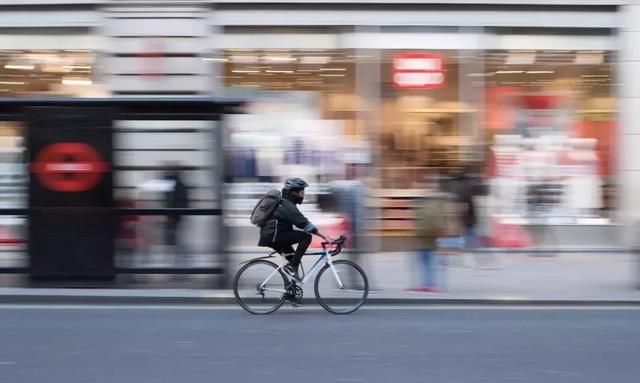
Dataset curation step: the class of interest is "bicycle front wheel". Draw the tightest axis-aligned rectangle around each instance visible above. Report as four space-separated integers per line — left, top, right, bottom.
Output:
314 260 369 314
233 260 287 315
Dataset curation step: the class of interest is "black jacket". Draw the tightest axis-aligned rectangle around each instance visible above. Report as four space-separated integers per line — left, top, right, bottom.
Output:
258 196 317 246
445 173 477 229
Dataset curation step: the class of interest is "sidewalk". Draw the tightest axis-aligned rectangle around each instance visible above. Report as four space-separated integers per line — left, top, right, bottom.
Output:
367 251 640 302
0 251 639 304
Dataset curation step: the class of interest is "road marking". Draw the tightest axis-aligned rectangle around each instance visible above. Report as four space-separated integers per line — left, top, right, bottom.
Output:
0 304 640 311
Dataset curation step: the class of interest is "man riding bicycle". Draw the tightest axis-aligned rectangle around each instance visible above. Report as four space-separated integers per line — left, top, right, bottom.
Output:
258 177 330 280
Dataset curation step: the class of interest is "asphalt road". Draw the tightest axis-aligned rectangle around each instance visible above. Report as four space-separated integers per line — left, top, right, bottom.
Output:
1 305 639 383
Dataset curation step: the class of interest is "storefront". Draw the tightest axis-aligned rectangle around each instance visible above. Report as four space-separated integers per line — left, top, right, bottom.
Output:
0 0 629 250
209 22 619 247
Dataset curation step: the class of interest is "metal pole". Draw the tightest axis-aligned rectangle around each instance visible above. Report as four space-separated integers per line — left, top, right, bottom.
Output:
214 115 229 289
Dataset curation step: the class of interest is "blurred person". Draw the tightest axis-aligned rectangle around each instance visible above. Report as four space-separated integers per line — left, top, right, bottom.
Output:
412 173 451 292
115 192 139 270
329 165 366 256
163 165 190 268
258 177 330 280
447 166 494 268
326 172 367 289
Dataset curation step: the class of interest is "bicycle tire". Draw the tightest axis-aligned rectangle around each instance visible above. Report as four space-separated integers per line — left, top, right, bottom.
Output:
314 260 369 315
233 259 287 315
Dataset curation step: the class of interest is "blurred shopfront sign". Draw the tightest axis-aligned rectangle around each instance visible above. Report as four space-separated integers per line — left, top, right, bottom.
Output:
392 53 445 89
31 143 108 193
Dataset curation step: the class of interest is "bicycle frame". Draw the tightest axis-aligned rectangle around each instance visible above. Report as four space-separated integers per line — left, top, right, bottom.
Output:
258 246 344 292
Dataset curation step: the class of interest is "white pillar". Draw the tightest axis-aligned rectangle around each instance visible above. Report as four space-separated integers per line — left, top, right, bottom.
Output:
100 2 210 96
618 4 640 245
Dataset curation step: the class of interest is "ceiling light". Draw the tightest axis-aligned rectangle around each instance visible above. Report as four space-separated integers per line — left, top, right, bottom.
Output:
62 78 93 86
320 68 346 72
262 56 297 63
505 52 536 65
495 70 524 74
203 57 229 62
230 55 259 64
300 56 330 65
63 65 92 70
232 70 259 74
0 81 24 85
575 52 603 65
4 64 34 70
319 74 345 77
265 70 294 74
526 71 555 74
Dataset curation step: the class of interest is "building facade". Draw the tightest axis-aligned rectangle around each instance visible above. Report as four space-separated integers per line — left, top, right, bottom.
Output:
0 0 637 248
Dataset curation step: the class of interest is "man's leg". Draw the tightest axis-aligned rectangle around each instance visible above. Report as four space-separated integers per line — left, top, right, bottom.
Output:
274 231 312 269
271 244 295 261
290 232 312 269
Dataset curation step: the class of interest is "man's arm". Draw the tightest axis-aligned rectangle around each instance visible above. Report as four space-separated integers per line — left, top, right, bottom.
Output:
288 205 330 241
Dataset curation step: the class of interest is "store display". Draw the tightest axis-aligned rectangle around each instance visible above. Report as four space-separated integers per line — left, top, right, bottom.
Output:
488 135 525 216
562 138 602 215
488 134 605 223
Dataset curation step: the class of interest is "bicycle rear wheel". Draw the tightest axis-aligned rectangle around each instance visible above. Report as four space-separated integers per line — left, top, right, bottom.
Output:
314 260 368 314
233 260 287 315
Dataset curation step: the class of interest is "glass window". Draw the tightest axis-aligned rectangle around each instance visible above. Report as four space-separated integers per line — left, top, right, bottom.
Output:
480 49 616 221
0 50 100 97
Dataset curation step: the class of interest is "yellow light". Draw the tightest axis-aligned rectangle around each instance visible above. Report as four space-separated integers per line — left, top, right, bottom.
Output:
4 64 34 70
62 78 93 86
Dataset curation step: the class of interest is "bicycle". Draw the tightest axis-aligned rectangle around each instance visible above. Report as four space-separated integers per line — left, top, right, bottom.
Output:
233 235 369 315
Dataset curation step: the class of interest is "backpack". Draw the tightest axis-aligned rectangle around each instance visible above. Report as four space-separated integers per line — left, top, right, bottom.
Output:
250 189 282 227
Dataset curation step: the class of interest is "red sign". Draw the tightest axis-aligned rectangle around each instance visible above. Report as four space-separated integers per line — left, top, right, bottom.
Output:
31 143 109 192
392 53 446 89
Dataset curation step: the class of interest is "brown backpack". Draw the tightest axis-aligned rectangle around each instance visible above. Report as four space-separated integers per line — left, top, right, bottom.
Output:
249 189 282 227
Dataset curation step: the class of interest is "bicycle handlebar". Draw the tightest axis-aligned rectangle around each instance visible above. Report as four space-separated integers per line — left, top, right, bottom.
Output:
321 235 347 256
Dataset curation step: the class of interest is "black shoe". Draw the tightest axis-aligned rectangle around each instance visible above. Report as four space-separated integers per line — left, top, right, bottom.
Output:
283 264 301 281
284 293 302 307
284 253 295 263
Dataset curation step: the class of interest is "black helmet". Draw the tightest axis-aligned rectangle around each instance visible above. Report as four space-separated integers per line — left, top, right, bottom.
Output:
284 177 309 191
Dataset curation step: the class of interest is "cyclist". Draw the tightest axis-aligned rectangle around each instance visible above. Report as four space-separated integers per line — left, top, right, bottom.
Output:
258 177 330 280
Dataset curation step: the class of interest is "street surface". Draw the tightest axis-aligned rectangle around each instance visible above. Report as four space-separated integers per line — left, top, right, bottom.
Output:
1 305 639 383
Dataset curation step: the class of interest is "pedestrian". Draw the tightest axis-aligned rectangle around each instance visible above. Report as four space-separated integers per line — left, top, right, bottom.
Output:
163 164 190 268
115 192 139 270
448 165 493 268
411 174 449 292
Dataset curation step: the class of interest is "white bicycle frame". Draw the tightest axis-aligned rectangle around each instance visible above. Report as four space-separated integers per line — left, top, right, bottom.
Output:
258 246 344 294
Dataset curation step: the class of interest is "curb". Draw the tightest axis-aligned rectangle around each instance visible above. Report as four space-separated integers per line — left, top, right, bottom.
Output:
1 294 640 306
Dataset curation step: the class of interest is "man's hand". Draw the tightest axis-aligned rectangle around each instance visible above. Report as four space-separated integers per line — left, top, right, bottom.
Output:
317 232 332 242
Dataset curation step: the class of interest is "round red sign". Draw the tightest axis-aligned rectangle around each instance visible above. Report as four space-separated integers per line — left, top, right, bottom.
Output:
30 143 109 192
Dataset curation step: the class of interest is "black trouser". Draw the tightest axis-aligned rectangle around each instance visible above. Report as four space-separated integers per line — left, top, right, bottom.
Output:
272 231 312 268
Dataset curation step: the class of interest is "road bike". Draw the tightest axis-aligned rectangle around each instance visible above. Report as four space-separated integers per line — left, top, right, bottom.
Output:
233 235 368 315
